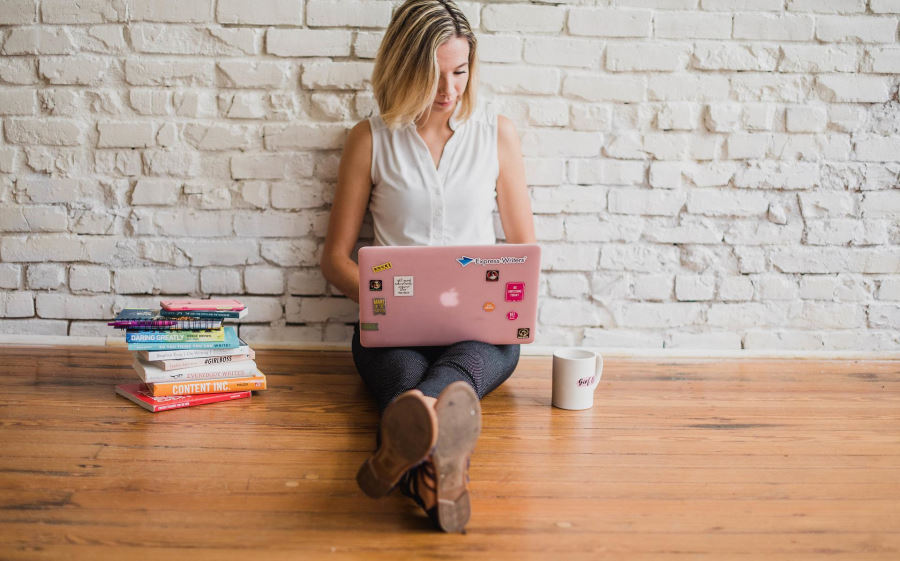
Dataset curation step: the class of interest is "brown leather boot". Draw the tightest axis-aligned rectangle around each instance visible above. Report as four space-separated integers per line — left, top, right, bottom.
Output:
431 381 481 532
356 390 438 498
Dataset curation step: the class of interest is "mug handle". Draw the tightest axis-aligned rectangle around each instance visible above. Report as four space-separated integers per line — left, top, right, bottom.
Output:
590 352 603 390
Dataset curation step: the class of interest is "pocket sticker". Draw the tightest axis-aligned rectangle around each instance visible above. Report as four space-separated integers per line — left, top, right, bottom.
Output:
373 298 386 315
505 282 524 302
507 311 518 321
394 276 414 297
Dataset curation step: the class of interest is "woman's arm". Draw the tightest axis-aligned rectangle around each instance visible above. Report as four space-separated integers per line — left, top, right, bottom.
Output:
319 120 374 303
496 115 536 244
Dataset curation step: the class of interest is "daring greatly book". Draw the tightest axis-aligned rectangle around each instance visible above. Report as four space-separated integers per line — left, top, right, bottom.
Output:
126 326 239 351
125 327 225 344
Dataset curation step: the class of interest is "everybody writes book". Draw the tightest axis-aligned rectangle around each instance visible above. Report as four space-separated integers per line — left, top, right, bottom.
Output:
133 357 259 384
115 383 251 413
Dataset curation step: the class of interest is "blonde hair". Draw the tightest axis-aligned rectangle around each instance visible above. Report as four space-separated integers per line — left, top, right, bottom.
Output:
372 0 478 129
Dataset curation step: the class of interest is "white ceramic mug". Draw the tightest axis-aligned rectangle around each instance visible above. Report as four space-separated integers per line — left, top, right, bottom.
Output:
551 348 603 410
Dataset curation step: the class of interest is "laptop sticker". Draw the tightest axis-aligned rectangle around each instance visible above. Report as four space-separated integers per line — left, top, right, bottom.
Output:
360 322 379 331
517 328 530 339
373 298 386 315
372 262 392 273
505 282 525 302
369 279 382 291
483 302 495 312
507 311 518 321
394 276 414 297
486 270 499 282
457 255 527 267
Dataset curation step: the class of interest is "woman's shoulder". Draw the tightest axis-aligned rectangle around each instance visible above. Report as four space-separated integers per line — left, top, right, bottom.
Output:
352 118 373 132
344 119 373 161
496 114 517 138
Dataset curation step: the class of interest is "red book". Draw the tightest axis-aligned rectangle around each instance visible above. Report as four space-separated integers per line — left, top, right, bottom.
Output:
115 383 251 413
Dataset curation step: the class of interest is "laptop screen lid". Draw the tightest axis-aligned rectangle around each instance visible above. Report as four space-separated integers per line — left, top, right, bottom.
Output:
357 244 541 347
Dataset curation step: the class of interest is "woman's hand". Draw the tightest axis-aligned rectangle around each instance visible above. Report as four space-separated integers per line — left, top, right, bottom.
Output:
496 115 536 245
319 120 374 303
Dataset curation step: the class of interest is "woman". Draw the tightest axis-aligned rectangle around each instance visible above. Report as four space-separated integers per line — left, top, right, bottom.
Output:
320 0 535 533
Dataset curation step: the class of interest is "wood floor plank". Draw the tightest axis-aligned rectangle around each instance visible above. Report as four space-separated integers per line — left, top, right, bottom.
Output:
0 345 897 560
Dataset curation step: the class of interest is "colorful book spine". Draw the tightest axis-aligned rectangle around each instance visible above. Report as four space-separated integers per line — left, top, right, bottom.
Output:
148 373 267 397
115 383 251 413
125 327 225 343
110 319 221 330
159 308 247 319
109 309 224 330
137 341 250 362
148 350 255 371
110 319 176 328
127 327 238 351
133 358 259 384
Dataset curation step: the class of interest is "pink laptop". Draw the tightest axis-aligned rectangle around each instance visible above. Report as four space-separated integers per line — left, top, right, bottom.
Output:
357 244 541 347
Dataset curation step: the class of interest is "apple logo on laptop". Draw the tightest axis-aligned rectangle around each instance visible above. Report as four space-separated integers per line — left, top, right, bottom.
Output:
440 288 460 307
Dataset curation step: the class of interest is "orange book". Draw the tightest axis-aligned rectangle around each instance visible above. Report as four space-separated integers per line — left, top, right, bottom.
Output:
148 372 267 397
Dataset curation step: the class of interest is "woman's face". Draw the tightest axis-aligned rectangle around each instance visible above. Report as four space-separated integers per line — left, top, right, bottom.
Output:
433 36 470 113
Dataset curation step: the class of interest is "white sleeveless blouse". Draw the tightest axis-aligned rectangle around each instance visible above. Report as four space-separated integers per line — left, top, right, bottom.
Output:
367 103 499 247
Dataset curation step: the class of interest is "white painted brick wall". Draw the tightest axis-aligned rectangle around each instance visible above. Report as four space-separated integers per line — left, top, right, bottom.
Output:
0 2 897 352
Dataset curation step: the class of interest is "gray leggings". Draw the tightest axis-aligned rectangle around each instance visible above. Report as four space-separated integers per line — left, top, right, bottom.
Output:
351 324 520 411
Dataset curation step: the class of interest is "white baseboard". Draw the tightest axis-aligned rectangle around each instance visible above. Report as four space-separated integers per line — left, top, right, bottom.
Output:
1 334 899 360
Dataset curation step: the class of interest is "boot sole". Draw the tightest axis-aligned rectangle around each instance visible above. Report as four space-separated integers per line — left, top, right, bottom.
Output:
432 381 481 533
356 392 437 499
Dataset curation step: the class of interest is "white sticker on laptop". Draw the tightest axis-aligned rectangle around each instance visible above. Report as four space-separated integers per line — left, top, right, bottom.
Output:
394 276 414 297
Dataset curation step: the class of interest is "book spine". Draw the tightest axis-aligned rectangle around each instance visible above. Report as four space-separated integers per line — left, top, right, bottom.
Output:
159 309 242 319
111 320 221 330
126 328 224 343
154 353 253 371
140 345 248 361
154 391 252 411
127 339 235 351
140 365 258 384
109 320 176 328
149 375 267 397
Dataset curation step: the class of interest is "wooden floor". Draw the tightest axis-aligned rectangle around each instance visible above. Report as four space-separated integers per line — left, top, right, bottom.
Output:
0 346 898 560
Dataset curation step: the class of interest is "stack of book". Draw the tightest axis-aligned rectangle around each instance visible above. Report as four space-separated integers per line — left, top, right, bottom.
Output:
111 299 267 412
